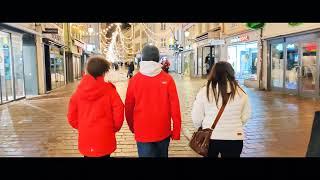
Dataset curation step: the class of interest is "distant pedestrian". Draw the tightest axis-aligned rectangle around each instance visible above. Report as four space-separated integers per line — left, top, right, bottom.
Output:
125 45 181 157
191 61 251 158
67 56 124 158
161 58 170 73
127 61 135 78
115 63 119 71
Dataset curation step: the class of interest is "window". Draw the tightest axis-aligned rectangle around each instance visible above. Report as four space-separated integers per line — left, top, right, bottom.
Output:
55 23 63 29
135 43 140 52
141 31 147 38
161 38 166 48
198 24 202 34
205 24 209 31
135 30 140 38
227 42 258 80
161 23 166 30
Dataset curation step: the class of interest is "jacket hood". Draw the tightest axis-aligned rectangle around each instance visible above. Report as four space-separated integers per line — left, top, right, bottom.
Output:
76 75 106 101
139 61 162 77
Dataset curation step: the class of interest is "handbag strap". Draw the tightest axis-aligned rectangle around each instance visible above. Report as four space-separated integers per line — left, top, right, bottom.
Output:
211 94 230 130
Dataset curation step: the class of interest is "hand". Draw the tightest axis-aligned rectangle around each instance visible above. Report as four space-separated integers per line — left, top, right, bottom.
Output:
171 134 180 140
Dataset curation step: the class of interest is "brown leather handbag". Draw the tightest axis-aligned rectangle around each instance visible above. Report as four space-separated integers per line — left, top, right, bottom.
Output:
189 95 229 157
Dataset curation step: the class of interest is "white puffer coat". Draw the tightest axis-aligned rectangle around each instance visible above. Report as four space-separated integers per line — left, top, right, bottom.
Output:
191 83 251 140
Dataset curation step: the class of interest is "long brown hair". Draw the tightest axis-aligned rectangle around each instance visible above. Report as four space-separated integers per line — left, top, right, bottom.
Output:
206 61 241 107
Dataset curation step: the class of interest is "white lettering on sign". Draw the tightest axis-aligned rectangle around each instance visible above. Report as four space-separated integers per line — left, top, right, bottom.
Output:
210 40 225 45
230 35 249 43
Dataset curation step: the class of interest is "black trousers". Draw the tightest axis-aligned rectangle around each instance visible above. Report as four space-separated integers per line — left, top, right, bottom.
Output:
207 140 243 158
84 155 110 158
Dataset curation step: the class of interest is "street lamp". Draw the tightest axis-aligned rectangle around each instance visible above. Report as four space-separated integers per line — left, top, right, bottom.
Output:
88 27 94 34
184 31 190 38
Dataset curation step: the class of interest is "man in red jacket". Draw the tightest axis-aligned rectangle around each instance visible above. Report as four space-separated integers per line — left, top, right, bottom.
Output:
67 56 124 158
125 45 181 157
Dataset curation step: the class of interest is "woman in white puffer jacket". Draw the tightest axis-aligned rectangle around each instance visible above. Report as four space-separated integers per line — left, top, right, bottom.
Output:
191 61 251 158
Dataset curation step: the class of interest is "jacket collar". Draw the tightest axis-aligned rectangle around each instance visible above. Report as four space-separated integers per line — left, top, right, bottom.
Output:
139 61 162 77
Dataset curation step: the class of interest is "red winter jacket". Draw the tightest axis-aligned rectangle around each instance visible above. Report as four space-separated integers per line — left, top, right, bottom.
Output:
125 70 182 143
67 75 124 157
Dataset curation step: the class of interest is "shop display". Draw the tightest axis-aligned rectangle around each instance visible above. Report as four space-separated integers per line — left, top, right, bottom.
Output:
227 42 258 81
0 31 26 103
270 36 318 96
49 45 65 90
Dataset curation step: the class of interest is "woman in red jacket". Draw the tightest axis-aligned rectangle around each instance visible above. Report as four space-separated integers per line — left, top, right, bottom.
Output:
67 56 124 158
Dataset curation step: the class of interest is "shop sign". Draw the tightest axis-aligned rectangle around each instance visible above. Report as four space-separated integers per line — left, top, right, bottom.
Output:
42 23 64 45
74 39 84 49
223 23 248 35
210 39 225 45
85 44 95 52
185 45 191 50
230 35 249 43
42 28 58 34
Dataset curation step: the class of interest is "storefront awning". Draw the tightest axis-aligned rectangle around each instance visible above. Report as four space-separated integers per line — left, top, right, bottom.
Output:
43 38 65 48
2 23 41 36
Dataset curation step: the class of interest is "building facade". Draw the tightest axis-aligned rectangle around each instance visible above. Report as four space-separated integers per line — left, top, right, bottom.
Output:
128 23 176 69
220 23 262 88
177 23 223 78
262 23 320 97
0 23 39 104
40 23 66 92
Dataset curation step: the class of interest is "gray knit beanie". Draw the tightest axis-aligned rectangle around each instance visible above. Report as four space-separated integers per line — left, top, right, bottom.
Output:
141 45 160 62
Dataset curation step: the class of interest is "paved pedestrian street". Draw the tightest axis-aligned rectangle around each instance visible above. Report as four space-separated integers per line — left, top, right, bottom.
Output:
0 70 318 157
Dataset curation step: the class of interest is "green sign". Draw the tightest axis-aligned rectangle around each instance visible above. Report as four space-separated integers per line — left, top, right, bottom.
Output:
289 23 303 26
246 23 265 30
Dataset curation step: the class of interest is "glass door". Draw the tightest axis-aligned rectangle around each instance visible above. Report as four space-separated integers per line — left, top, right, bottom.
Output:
285 43 300 94
0 31 14 103
271 43 285 90
11 33 25 99
299 42 318 96
50 55 57 90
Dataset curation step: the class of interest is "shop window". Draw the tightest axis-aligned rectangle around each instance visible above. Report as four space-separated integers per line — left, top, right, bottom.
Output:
161 38 166 48
11 33 25 99
135 43 140 52
142 31 147 38
271 43 284 88
285 43 299 90
0 31 14 103
301 42 317 92
205 24 209 31
198 24 202 35
49 45 65 90
227 42 258 81
135 30 140 38
161 23 166 30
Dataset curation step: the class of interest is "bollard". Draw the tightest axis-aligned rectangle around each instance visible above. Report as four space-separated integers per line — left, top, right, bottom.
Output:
306 111 320 157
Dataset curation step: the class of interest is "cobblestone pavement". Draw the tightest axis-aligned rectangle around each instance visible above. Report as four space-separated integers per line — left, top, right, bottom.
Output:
0 69 318 157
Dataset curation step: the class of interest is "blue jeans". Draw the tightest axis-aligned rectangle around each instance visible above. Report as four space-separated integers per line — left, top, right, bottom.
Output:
136 136 171 157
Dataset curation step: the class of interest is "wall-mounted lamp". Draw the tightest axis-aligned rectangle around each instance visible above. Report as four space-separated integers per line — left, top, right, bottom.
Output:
88 27 94 34
184 31 190 38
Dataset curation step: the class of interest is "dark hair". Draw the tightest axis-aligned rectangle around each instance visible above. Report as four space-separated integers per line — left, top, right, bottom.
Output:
86 56 111 79
141 45 160 62
206 61 242 107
